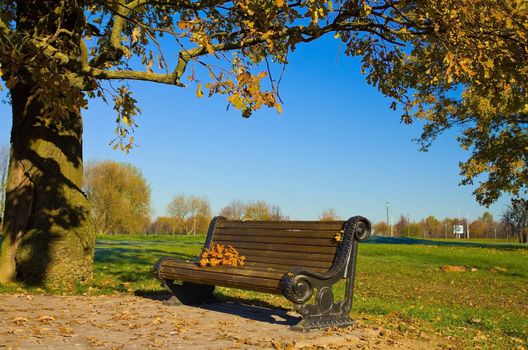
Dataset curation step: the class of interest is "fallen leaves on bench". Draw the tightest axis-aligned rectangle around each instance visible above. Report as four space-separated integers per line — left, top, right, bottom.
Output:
199 243 246 267
333 230 345 243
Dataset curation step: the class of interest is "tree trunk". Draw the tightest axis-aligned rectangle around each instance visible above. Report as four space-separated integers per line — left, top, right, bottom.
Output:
0 85 95 288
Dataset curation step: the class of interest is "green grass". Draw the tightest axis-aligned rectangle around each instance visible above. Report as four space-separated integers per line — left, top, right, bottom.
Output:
1 235 526 349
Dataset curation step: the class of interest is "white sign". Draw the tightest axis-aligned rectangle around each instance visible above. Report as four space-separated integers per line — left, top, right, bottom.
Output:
453 225 464 235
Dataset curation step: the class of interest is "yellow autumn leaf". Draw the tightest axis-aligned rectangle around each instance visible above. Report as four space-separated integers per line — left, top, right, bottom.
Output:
196 83 204 98
131 27 140 43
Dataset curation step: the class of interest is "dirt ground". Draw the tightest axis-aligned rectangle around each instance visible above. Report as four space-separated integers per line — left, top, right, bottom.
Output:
0 294 451 349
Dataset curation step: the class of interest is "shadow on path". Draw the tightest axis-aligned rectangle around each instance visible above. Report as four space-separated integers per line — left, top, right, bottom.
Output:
136 290 300 326
197 301 300 326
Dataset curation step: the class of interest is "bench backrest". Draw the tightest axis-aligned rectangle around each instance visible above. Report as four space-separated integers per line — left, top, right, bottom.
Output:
206 218 346 273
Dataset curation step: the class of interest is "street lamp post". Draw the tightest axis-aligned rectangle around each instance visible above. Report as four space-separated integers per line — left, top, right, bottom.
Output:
406 214 410 237
385 202 390 237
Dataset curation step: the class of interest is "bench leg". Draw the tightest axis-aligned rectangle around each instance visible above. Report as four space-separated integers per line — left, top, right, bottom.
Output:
163 295 182 306
164 281 216 305
291 286 354 332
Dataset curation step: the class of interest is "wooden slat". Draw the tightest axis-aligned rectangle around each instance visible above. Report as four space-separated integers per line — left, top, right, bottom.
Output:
164 275 282 294
215 228 340 239
160 266 281 289
213 240 337 254
235 248 336 263
160 260 282 280
244 255 332 269
244 261 329 274
212 234 337 247
217 220 344 231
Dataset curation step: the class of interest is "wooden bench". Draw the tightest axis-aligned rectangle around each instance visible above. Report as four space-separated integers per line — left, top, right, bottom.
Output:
153 215 371 331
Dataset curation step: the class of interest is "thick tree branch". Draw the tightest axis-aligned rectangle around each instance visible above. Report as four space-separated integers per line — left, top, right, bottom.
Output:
81 66 185 86
89 0 129 68
81 20 406 86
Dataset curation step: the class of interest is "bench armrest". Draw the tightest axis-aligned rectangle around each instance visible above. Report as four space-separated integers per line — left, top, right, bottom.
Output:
280 267 341 304
280 216 371 304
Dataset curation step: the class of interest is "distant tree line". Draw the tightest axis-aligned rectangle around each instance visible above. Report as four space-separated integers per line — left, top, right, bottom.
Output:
81 160 295 235
14 158 521 241
150 194 211 235
373 209 528 243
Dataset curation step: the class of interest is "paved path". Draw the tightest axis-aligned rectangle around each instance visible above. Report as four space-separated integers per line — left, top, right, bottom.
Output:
0 294 449 349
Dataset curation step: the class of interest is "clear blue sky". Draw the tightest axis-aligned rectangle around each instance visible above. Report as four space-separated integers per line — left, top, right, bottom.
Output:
0 36 510 223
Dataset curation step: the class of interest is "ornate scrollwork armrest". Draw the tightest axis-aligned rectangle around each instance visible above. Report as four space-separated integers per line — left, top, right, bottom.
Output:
280 216 371 306
280 267 340 304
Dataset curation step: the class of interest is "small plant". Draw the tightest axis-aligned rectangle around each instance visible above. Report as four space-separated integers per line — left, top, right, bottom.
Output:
199 243 246 267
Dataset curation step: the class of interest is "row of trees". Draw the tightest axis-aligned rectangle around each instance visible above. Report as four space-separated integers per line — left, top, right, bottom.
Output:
2 156 527 240
373 209 528 243
82 160 295 235
149 199 291 235
3 157 527 240
152 195 212 235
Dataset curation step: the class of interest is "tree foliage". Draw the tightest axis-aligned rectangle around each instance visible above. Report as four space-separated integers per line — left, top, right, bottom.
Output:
84 160 151 234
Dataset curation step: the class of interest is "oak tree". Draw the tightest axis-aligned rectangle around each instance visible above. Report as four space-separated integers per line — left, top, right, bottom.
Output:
1 0 526 286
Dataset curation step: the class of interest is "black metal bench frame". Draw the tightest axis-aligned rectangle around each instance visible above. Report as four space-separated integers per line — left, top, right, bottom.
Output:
153 216 371 331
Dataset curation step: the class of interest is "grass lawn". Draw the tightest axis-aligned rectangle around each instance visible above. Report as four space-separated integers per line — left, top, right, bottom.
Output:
1 235 527 349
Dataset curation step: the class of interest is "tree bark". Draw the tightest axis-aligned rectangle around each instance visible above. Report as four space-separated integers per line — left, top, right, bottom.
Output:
0 85 95 288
